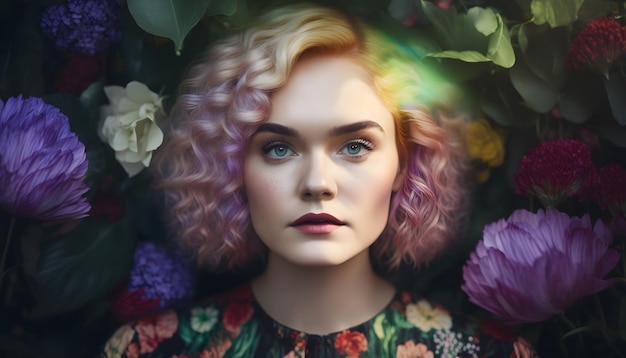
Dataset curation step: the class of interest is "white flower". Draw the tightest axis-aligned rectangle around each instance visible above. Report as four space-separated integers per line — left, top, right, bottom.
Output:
405 300 452 332
99 81 164 177
190 306 219 333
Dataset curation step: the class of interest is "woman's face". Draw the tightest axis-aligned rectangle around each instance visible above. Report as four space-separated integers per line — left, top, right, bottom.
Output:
244 54 404 267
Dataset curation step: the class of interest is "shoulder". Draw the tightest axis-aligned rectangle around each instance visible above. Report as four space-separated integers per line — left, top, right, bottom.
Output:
100 284 257 358
374 290 538 358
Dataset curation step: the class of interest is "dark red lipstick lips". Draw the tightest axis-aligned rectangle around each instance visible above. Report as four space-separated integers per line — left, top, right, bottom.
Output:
290 213 344 226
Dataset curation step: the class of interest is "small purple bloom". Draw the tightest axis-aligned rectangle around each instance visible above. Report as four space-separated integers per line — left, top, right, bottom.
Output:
127 242 195 309
0 96 90 221
462 208 620 324
40 0 122 55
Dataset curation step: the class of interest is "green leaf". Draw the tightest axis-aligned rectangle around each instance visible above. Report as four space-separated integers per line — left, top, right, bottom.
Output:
127 0 211 55
597 125 626 147
206 0 237 17
530 0 585 27
604 72 626 125
486 13 515 68
212 0 250 30
558 72 604 123
427 50 493 63
467 6 498 36
511 23 529 53
509 50 559 113
0 6 44 98
28 216 136 318
480 73 539 127
121 171 167 243
422 3 515 68
387 0 418 22
561 325 593 340
0 334 36 358
521 25 568 89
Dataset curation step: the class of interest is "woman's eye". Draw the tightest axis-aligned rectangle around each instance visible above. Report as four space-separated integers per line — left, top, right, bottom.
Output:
340 139 374 157
345 143 363 155
263 143 293 159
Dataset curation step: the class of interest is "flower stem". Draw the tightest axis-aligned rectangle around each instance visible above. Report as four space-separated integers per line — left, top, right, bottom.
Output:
0 216 16 296
592 294 607 327
558 314 584 358
621 236 626 277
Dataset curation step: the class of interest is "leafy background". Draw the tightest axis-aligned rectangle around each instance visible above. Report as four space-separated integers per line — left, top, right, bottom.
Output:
1 0 626 357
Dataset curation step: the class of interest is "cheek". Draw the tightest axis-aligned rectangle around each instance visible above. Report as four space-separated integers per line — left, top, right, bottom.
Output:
344 169 398 217
244 169 289 219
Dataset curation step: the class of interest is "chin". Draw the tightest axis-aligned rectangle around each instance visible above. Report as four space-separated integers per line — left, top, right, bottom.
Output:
289 256 352 267
280 247 369 268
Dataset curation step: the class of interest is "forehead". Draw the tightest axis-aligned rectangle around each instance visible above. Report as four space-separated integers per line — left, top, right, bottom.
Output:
268 54 393 130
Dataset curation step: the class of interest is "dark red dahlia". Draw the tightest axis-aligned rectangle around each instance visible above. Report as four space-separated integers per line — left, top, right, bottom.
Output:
564 17 626 76
513 139 593 207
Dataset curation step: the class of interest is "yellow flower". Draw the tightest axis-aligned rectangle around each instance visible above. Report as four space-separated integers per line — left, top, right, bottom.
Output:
102 324 135 358
405 300 452 332
99 81 164 177
466 119 506 182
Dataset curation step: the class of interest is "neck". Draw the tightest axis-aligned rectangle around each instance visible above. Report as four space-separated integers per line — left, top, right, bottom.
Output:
251 250 395 335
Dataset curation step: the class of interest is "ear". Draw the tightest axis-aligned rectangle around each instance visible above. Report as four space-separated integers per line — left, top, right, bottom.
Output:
392 160 407 192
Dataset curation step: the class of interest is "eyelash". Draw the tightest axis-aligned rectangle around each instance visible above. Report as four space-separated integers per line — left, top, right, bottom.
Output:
261 141 295 162
260 137 376 162
341 138 375 158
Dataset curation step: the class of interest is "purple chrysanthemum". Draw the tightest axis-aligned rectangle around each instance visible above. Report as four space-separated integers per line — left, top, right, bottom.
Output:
462 208 620 324
127 242 195 309
40 0 122 55
0 96 90 221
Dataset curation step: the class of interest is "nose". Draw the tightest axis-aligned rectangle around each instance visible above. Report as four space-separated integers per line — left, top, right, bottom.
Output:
299 152 337 201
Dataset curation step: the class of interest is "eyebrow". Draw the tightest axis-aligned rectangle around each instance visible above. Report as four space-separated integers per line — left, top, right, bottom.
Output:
253 120 384 137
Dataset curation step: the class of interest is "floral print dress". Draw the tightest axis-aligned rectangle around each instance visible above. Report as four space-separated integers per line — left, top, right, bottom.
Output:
101 285 536 358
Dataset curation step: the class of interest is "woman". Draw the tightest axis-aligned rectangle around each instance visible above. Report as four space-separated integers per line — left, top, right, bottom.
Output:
102 3 536 357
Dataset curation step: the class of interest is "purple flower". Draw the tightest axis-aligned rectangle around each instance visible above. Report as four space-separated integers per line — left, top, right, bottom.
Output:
40 0 122 55
0 96 90 221
462 208 620 324
127 242 195 309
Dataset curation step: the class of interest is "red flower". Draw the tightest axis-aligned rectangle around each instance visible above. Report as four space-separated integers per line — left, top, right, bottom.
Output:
214 285 253 303
222 302 254 332
135 311 178 353
109 287 161 322
513 139 593 207
55 53 103 94
510 337 539 358
432 0 454 10
481 320 515 341
89 176 124 223
334 330 368 357
588 163 626 214
564 17 626 76
125 342 139 358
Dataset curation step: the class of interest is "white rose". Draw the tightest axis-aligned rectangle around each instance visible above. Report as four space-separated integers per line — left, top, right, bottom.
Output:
99 81 164 177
